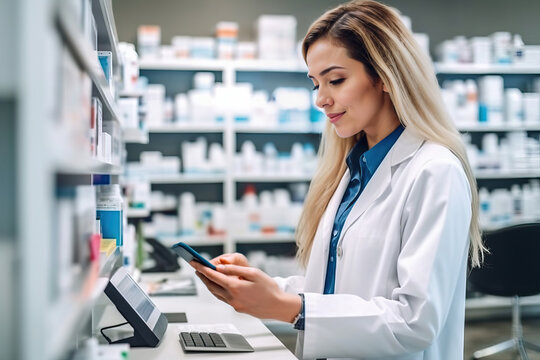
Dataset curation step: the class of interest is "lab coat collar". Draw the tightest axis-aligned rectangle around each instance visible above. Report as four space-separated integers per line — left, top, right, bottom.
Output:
314 128 423 290
340 127 424 238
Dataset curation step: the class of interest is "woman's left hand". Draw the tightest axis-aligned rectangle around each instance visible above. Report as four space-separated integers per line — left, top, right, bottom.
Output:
190 261 301 322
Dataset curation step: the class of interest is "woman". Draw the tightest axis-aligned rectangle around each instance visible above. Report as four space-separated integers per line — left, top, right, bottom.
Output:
190 1 485 359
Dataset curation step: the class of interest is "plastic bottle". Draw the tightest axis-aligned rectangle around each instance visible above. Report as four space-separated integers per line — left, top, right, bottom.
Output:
511 184 523 221
263 142 278 174
513 34 524 64
530 180 540 219
179 192 196 235
96 184 124 246
478 187 491 228
242 184 260 232
259 190 276 234
465 80 478 123
120 42 139 93
522 184 534 221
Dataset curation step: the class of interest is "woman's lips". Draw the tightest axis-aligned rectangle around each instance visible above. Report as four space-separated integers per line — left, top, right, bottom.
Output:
327 112 345 123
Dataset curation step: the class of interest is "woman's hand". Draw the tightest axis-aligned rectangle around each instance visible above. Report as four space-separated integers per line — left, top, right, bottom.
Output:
190 261 301 323
209 253 249 267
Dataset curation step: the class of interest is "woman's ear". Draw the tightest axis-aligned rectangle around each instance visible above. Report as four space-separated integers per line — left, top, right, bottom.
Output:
382 83 390 93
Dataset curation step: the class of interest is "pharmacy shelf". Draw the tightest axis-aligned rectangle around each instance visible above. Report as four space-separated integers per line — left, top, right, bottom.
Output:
56 155 122 175
234 233 296 243
139 58 227 71
474 169 540 179
119 90 145 97
148 174 225 184
148 123 225 133
234 124 322 134
123 127 149 144
457 123 540 132
156 235 226 247
233 59 307 73
47 262 100 360
92 0 120 68
481 218 540 232
56 0 122 124
138 58 308 73
48 246 120 360
435 62 540 75
126 208 150 218
234 174 312 182
99 246 121 276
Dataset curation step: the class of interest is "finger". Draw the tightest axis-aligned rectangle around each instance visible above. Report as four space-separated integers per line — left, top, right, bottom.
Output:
192 261 238 289
216 264 260 281
195 271 230 301
210 253 238 266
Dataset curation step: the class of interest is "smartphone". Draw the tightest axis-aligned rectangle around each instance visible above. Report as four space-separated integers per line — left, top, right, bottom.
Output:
171 242 217 270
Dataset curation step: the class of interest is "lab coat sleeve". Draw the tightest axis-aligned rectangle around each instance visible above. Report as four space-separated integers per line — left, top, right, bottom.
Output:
273 275 305 295
302 158 471 359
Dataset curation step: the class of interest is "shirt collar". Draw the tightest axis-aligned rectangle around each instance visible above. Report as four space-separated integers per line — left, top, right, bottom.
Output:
346 124 405 176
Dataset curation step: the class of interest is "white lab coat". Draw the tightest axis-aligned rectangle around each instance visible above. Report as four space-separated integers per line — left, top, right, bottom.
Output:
275 128 471 360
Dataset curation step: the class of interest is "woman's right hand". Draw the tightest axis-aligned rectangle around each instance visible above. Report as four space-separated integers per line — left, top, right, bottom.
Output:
210 253 249 267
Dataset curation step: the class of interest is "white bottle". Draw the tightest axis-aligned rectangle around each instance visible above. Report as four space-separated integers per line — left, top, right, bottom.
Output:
465 79 478 123
179 192 196 235
120 42 139 93
174 93 189 122
504 88 523 125
511 184 523 221
521 184 534 221
513 34 525 64
530 180 540 219
478 187 491 229
241 141 257 174
242 185 260 233
263 142 278 175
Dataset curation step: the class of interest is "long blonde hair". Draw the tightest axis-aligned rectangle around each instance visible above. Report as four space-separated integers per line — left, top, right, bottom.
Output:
296 0 486 268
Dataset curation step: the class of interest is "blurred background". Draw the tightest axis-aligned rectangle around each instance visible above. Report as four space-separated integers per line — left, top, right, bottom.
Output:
2 0 540 359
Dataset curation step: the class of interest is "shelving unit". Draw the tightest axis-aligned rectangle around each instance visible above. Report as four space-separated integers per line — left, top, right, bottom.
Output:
437 62 540 313
435 62 540 75
128 57 316 256
126 207 151 218
148 174 226 184
474 169 540 179
6 1 127 359
133 57 540 265
457 123 540 132
123 127 149 144
156 235 226 247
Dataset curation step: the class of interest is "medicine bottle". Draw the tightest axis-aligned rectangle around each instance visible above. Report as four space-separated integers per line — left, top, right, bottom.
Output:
96 184 124 246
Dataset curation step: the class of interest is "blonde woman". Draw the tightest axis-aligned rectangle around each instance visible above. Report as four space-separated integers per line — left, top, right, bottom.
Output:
191 1 485 359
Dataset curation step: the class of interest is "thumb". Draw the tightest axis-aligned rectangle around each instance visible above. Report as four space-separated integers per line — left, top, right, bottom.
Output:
217 264 258 281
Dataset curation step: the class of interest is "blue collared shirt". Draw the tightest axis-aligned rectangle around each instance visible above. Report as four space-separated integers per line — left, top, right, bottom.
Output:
323 124 405 294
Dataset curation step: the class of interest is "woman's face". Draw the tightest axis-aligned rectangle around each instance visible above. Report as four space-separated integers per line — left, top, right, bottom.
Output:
306 38 392 140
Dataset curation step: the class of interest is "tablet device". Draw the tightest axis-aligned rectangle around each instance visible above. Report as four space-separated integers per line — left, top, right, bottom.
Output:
104 266 168 347
171 242 217 270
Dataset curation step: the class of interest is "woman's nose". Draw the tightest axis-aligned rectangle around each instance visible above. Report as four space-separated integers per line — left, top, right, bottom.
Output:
315 88 333 108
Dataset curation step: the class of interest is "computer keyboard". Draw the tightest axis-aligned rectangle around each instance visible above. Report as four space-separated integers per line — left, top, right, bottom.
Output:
179 331 254 352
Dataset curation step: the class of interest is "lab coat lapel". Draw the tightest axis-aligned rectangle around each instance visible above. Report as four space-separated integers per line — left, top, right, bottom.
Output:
308 169 350 292
319 169 350 252
341 128 424 236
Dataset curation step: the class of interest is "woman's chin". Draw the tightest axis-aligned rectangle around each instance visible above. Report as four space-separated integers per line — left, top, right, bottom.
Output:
333 125 357 139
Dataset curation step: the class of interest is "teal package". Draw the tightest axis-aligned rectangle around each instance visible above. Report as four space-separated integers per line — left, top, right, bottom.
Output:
97 209 123 246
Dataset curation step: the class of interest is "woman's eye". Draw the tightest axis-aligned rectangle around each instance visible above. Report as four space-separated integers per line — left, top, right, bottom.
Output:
330 78 345 85
312 85 319 91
